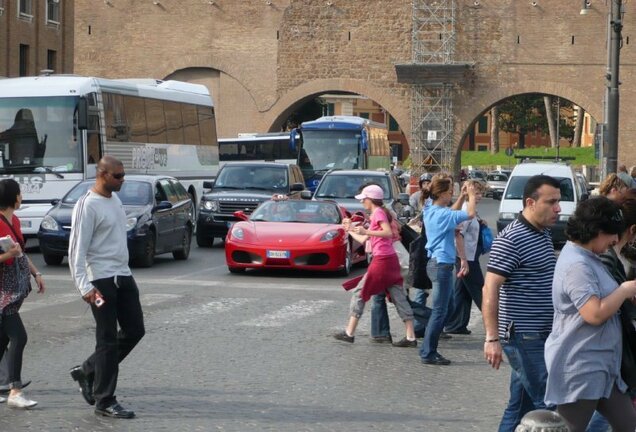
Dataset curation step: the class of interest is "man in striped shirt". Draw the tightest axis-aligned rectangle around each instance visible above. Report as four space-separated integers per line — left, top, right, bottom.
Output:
482 175 561 432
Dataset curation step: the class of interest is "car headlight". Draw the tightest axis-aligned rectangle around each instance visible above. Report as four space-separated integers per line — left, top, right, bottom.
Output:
499 212 517 220
125 216 138 231
320 230 341 242
40 215 59 231
231 227 244 240
558 215 570 222
202 200 218 211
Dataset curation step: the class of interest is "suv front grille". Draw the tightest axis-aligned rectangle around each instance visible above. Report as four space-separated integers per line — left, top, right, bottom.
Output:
219 201 260 214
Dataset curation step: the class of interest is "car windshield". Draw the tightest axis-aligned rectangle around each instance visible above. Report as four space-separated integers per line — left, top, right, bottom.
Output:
63 180 152 205
251 200 342 224
504 176 574 201
315 175 391 199
214 166 288 191
487 174 508 182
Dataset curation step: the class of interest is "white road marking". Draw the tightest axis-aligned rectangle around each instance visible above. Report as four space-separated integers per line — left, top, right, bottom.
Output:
240 300 334 328
168 298 252 325
141 293 182 306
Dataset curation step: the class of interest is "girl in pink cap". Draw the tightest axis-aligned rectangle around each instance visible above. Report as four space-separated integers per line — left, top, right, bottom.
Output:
333 184 417 347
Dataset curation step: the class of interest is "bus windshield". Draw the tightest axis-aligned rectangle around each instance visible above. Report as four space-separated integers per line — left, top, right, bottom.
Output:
0 96 81 174
219 136 296 163
299 130 361 176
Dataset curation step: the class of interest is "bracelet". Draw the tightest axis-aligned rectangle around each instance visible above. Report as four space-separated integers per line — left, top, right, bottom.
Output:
485 338 499 343
33 272 42 277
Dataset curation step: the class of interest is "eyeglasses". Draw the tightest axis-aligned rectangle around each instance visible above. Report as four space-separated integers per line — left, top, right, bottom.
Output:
110 172 125 180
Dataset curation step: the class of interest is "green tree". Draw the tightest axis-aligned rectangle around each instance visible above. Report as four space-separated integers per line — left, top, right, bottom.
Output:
497 94 545 149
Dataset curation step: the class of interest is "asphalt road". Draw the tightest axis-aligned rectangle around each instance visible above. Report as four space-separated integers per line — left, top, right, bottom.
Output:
0 198 510 432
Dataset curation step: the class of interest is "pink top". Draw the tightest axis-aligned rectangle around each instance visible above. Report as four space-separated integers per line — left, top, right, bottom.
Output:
369 207 396 257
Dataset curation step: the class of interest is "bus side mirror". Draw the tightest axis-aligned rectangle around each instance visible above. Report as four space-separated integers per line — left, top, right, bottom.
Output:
77 97 88 130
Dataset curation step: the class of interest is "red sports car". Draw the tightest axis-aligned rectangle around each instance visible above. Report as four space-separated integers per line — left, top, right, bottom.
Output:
224 200 367 275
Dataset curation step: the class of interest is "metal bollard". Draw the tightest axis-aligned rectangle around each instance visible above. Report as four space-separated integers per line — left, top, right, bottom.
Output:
514 409 569 432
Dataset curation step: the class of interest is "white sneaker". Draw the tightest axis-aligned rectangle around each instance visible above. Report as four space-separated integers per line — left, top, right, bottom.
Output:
7 392 37 409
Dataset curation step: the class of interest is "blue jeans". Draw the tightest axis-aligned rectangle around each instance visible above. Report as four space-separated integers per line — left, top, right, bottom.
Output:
419 258 454 359
371 291 430 338
498 330 551 432
586 412 610 432
445 259 484 333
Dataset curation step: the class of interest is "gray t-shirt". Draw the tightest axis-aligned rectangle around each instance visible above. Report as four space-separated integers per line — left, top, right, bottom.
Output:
69 190 132 296
544 241 627 406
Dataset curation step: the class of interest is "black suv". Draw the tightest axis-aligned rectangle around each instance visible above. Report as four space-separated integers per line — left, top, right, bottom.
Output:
302 169 410 221
196 162 305 246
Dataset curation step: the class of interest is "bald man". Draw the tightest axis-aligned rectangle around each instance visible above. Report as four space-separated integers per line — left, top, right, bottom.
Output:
68 156 145 419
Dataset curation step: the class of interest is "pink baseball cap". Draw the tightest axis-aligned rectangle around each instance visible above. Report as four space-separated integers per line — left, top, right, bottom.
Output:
354 184 384 200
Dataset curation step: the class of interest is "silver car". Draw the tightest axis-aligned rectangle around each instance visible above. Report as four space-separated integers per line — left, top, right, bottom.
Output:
485 173 509 200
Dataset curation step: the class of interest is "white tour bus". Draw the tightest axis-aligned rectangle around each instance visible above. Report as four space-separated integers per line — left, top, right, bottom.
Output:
218 132 298 166
0 75 219 236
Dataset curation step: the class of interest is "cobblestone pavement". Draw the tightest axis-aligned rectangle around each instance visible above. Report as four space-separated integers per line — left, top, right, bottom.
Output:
1 222 509 431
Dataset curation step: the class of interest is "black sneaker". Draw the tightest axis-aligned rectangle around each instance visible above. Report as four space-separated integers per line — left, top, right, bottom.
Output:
370 336 392 344
70 365 95 405
440 332 453 340
333 331 354 343
445 329 472 335
421 353 451 365
95 402 135 419
392 338 417 348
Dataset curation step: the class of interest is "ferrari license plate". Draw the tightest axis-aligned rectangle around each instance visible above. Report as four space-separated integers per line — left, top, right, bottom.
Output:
267 250 290 259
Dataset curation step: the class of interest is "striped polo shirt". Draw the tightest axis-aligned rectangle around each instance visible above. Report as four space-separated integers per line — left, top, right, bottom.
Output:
487 214 556 339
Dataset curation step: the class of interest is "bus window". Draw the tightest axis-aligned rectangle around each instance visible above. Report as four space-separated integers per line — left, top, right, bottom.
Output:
164 101 184 144
124 96 147 143
145 98 166 144
197 106 216 146
104 93 127 142
181 104 200 145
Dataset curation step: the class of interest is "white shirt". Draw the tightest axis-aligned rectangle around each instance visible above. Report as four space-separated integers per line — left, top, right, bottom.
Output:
458 203 480 261
68 190 131 296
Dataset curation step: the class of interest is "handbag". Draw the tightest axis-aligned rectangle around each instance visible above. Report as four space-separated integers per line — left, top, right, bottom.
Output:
479 222 493 254
406 227 432 290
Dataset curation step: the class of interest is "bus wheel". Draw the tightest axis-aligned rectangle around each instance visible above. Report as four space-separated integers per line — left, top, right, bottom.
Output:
196 230 214 247
43 254 64 266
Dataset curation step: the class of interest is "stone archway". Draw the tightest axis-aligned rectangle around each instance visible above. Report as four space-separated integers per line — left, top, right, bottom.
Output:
261 78 411 145
453 79 604 168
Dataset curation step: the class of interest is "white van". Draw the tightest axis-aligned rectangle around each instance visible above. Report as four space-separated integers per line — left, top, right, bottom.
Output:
496 162 589 245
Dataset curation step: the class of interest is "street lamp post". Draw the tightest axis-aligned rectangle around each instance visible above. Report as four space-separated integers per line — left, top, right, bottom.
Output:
606 0 623 175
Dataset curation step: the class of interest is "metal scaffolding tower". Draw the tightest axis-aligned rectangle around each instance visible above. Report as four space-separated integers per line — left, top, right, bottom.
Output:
409 0 457 176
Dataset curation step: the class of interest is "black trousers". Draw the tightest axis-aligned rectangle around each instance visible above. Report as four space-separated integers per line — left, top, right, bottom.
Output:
0 313 27 389
82 275 145 409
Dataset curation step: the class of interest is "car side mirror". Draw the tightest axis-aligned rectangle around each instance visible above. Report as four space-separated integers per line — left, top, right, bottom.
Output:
233 210 249 221
290 182 304 192
203 180 215 189
494 193 502 201
51 198 60 206
300 190 313 200
153 201 172 212
397 193 410 206
580 193 589 202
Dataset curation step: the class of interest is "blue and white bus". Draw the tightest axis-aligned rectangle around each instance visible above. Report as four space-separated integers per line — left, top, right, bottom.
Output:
290 116 390 191
219 132 297 165
0 75 218 236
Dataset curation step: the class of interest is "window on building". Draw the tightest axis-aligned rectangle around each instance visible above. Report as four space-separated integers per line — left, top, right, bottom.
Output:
18 0 32 18
389 115 399 132
0 0 5 14
322 103 334 117
47 49 57 71
358 112 369 119
477 116 488 134
46 0 60 24
19 44 29 76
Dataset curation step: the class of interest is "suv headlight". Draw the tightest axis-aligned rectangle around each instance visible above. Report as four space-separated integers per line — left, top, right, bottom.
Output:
202 200 218 211
499 212 516 220
40 215 59 231
125 217 138 231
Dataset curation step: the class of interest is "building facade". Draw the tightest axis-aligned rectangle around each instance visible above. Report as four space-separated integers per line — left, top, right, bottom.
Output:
0 0 73 77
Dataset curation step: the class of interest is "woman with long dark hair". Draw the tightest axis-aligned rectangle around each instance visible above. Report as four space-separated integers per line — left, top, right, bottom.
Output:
0 178 45 409
544 196 636 431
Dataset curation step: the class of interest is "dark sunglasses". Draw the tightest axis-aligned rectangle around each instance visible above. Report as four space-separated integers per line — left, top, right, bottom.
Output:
110 172 125 180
